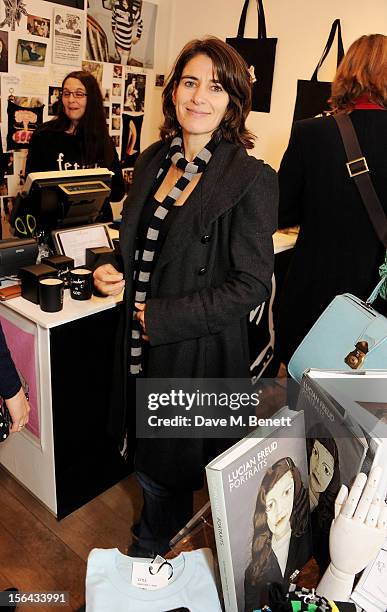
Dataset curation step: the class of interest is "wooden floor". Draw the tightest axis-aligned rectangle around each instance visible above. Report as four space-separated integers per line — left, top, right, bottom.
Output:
0 466 207 612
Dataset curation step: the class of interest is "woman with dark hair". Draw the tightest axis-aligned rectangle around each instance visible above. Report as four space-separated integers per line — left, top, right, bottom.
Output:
244 457 311 612
26 71 125 221
307 428 341 572
94 36 278 556
276 34 387 364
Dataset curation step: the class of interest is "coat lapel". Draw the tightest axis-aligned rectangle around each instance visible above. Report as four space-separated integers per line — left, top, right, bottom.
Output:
155 140 262 270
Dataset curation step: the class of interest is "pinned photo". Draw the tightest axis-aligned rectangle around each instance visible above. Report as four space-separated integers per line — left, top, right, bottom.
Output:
0 30 8 73
112 103 121 116
112 82 122 97
16 39 47 67
27 15 51 38
113 64 122 79
48 87 61 116
112 116 121 131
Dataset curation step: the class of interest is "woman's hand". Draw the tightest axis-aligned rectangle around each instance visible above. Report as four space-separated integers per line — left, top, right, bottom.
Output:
93 264 125 296
135 302 149 341
6 387 30 433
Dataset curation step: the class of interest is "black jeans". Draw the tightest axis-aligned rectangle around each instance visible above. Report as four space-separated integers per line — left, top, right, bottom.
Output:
135 471 193 555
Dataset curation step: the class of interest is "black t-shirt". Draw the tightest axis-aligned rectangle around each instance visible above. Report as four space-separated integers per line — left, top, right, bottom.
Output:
25 127 125 204
0 323 21 399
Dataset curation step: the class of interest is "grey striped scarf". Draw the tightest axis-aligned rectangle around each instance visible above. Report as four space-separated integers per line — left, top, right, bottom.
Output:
129 134 218 375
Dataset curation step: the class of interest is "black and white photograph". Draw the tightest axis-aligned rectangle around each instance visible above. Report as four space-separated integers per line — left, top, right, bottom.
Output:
86 0 157 67
16 39 46 67
124 72 145 112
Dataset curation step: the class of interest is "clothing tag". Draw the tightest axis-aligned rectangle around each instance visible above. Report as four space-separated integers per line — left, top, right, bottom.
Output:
132 560 169 590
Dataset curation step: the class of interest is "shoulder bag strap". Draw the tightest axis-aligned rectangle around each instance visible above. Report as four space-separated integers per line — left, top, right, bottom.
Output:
311 19 344 82
237 0 267 39
333 113 387 250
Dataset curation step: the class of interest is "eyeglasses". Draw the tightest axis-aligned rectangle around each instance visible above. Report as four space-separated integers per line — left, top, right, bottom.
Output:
62 90 87 99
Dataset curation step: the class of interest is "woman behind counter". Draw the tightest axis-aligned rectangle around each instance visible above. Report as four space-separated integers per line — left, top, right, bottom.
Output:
26 71 125 221
94 36 278 557
276 34 387 364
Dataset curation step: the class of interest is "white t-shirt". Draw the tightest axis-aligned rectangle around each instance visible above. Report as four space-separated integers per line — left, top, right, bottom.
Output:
86 547 222 611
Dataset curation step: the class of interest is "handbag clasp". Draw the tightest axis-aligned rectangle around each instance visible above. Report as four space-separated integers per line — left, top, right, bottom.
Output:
344 340 368 369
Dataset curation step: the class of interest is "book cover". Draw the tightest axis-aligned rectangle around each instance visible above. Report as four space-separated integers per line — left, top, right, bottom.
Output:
206 408 311 612
304 370 387 498
297 371 375 574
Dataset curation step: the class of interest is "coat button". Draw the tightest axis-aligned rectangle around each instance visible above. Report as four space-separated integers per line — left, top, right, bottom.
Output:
201 234 211 244
198 266 207 275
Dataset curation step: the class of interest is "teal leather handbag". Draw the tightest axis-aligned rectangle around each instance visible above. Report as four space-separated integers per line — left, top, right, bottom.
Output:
288 276 387 383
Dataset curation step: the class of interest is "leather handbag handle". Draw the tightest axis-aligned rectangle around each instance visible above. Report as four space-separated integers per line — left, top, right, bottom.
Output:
334 113 387 250
237 0 267 39
311 19 344 82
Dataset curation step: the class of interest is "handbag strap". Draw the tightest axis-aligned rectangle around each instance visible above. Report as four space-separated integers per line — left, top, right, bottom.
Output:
237 0 267 39
311 19 344 82
333 113 387 250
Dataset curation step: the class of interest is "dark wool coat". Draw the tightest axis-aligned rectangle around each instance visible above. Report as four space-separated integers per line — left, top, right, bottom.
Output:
109 139 278 490
276 110 387 364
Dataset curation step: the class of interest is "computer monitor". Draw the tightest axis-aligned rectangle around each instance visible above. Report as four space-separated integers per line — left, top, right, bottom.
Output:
23 168 113 231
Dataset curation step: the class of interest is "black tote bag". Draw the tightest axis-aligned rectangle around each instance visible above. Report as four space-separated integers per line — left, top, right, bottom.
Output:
293 19 344 121
226 0 277 113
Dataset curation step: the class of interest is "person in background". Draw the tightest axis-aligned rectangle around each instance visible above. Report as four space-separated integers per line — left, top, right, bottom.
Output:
276 34 387 365
26 71 125 221
0 323 30 433
94 37 278 557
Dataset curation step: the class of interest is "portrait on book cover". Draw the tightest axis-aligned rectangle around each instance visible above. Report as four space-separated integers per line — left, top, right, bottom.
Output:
244 457 311 612
307 424 341 573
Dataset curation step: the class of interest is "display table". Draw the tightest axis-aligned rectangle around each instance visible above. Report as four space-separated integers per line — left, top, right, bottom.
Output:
0 290 128 519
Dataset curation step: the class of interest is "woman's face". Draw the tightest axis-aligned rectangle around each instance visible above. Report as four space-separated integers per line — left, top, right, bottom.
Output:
309 440 335 494
265 470 294 540
172 53 229 145
62 77 87 125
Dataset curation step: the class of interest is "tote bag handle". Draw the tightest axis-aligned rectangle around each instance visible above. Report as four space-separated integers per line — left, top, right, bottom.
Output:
311 19 344 82
237 0 267 39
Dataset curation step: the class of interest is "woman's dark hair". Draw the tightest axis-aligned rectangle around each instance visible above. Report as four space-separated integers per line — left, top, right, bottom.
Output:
247 457 309 585
330 34 387 112
41 70 114 168
306 424 341 532
160 36 255 149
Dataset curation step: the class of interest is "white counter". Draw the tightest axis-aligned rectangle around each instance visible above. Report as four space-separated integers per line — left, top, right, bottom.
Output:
5 289 122 329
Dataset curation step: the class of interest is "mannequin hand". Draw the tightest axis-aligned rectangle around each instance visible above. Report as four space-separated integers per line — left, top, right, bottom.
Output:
317 466 387 601
134 302 149 341
93 264 125 296
6 387 30 432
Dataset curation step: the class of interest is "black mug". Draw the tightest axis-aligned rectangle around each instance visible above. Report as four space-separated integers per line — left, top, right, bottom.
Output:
39 278 64 312
69 268 93 301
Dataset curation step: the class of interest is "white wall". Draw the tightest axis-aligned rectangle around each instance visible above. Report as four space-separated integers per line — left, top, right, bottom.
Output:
162 0 387 169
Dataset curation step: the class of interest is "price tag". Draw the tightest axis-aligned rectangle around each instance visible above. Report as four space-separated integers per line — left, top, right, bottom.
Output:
132 560 169 590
